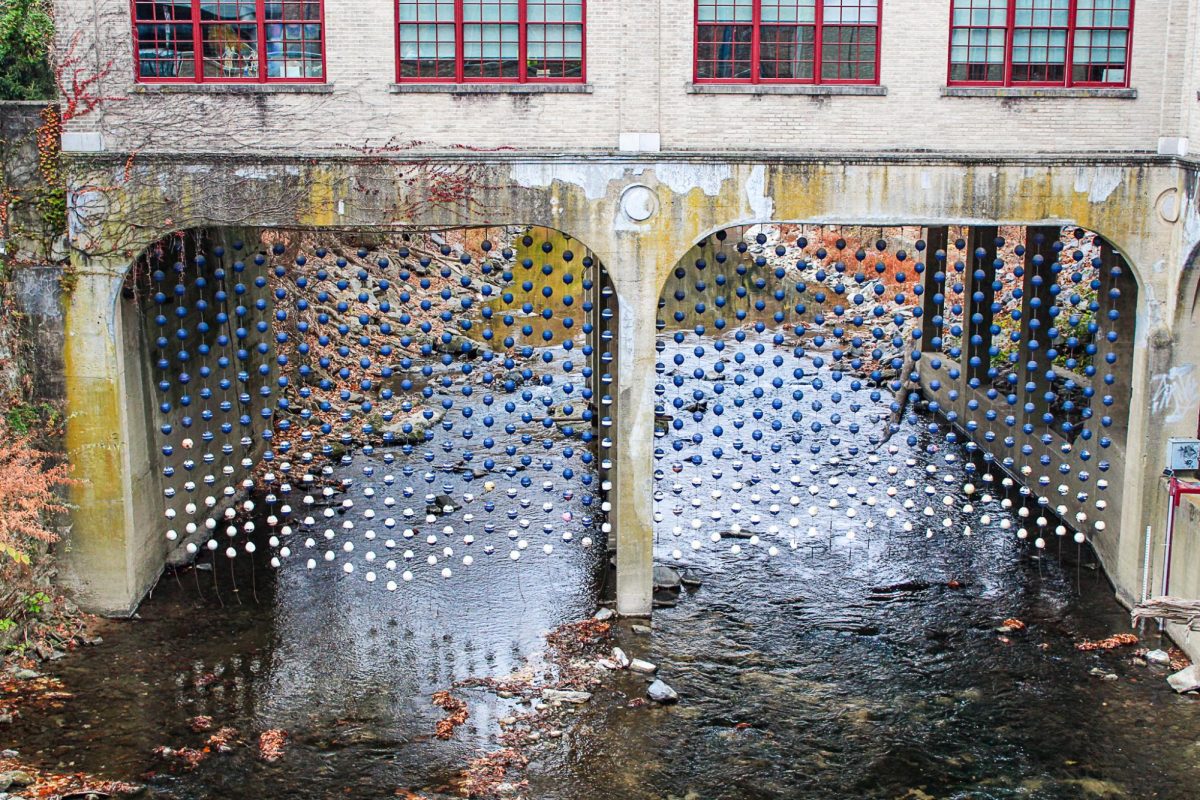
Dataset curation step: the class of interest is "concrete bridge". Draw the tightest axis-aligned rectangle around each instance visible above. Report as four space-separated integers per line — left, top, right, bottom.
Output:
52 151 1200 653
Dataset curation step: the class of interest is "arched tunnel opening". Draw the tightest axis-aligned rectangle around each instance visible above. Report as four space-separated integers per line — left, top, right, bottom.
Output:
651 223 1137 605
120 226 621 626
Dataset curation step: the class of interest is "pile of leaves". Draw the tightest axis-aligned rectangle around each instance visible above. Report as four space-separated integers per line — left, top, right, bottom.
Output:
0 755 141 798
459 748 529 798
432 690 469 740
258 728 288 762
1076 633 1139 651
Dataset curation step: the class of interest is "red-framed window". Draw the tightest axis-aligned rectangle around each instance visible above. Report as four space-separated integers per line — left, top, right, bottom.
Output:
396 1 586 83
948 0 1133 86
693 0 882 84
132 1 325 83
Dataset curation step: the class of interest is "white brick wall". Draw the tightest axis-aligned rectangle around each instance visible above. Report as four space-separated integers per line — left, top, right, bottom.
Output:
57 0 1197 156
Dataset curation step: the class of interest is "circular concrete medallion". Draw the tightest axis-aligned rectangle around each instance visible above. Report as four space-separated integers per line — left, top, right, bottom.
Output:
620 184 658 222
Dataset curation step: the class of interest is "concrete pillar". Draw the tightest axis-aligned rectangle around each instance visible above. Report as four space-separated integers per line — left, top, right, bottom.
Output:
61 255 163 615
610 250 661 617
964 226 999 388
920 227 949 353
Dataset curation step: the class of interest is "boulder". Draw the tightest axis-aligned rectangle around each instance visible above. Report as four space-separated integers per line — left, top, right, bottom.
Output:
593 607 615 622
653 565 682 590
1168 664 1200 693
647 680 679 704
630 659 658 674
610 647 630 669
1145 649 1171 666
542 689 592 704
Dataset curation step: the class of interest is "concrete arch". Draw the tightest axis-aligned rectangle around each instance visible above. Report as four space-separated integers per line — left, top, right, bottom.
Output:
61 154 1189 617
64 223 630 614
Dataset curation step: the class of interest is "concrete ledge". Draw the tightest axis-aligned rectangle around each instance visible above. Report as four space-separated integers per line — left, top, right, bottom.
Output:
389 83 593 94
133 83 335 94
941 86 1137 99
687 83 886 96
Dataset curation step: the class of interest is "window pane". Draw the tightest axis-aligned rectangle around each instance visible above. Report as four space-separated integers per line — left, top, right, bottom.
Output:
948 2 1006 83
527 0 583 23
134 2 196 78
527 23 584 78
463 22 520 78
264 2 321 20
463 0 519 23
824 0 878 25
398 1 455 21
696 24 753 79
1072 0 1130 85
398 3 456 78
759 24 814 79
1073 27 1128 84
266 2 323 78
761 0 815 24
820 24 876 81
697 0 753 23
201 23 259 79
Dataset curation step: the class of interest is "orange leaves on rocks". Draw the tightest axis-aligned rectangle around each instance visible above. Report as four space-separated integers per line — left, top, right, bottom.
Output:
0 755 141 798
1076 633 1139 651
460 748 529 799
258 729 288 762
432 691 469 740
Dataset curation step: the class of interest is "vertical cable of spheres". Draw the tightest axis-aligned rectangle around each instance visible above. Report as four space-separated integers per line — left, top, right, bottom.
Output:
924 244 947 442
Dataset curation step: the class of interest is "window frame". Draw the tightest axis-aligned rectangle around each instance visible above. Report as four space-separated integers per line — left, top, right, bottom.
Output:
691 0 884 86
945 0 1135 88
393 0 588 84
131 0 328 84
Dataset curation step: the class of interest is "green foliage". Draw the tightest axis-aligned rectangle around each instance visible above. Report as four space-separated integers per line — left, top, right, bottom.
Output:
5 401 59 435
0 542 31 565
23 591 49 615
0 618 15 633
0 0 55 101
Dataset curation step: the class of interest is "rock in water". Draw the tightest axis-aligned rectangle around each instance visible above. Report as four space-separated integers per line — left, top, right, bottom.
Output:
0 771 34 788
647 680 679 704
1168 664 1200 693
653 565 682 590
1145 649 1171 666
611 647 631 669
630 658 658 674
593 607 615 621
542 689 592 704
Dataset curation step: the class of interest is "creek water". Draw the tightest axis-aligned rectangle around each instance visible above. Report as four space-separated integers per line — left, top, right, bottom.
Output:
7 325 1200 799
